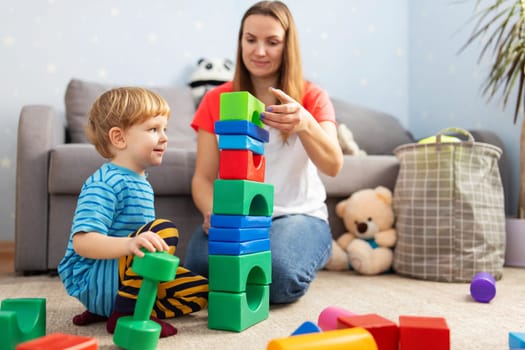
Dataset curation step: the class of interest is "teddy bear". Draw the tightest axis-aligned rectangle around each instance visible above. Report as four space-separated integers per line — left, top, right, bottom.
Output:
188 57 234 107
324 186 397 275
337 123 366 156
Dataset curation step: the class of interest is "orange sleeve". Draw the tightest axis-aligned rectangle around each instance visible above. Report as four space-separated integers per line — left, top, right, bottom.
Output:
190 82 233 133
302 81 337 125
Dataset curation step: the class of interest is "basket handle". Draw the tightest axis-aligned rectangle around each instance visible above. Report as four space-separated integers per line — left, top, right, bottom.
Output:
436 127 474 143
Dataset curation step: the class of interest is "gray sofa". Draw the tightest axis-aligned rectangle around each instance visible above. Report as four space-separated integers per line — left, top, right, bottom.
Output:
15 78 507 274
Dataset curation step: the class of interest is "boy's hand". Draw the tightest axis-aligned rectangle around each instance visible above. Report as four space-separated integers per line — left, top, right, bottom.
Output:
128 231 169 257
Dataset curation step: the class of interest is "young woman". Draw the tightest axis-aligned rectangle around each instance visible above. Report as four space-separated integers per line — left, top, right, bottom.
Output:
185 1 343 304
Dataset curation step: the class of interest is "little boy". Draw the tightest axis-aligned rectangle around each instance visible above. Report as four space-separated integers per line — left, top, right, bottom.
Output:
58 87 208 338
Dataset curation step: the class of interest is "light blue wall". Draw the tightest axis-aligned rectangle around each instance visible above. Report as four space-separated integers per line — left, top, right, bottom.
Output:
0 1 518 241
409 1 520 215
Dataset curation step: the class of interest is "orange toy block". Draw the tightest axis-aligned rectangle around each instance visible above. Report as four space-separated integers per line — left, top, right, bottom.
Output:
267 327 378 350
399 315 450 350
337 313 398 350
16 332 98 349
219 149 265 182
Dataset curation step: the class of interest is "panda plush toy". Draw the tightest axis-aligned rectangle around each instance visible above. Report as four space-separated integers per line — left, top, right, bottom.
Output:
188 57 234 107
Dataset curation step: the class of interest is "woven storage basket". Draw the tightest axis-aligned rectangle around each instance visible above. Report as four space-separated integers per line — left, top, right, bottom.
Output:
392 128 505 282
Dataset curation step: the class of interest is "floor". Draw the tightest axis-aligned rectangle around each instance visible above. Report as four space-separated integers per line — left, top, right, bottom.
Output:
0 241 14 277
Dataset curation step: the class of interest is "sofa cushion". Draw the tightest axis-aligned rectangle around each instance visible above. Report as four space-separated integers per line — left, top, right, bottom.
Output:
65 78 197 150
48 144 195 196
331 98 414 155
319 155 400 197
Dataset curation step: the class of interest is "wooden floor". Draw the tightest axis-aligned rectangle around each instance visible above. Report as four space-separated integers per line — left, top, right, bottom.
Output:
0 241 15 276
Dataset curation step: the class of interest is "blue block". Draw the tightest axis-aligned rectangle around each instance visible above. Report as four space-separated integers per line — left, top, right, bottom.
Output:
291 321 322 336
218 134 264 154
209 238 270 255
209 227 270 242
509 332 525 348
211 214 272 228
215 120 270 143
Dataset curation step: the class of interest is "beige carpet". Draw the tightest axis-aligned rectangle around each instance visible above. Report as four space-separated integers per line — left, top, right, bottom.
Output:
1 268 524 349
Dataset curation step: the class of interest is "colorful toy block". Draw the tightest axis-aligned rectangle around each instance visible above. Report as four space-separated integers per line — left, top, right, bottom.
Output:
509 332 525 349
219 91 265 127
398 315 450 350
470 271 496 303
209 226 270 242
208 284 269 332
318 306 356 331
291 321 322 336
209 238 270 255
0 298 46 350
215 120 269 143
338 314 398 350
113 251 179 350
209 251 271 292
210 214 272 228
218 134 265 154
220 149 265 182
213 179 274 216
16 333 98 350
266 327 378 350
208 90 271 333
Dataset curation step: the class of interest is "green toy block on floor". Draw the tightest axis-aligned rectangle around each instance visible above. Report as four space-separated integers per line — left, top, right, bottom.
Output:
220 91 265 127
114 251 179 350
213 179 274 216
208 284 269 332
0 298 46 350
209 251 271 293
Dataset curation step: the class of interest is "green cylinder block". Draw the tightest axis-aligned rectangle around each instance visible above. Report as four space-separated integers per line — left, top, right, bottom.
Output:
114 251 180 350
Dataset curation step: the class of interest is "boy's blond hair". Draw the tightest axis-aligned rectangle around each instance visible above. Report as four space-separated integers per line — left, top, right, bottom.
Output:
86 87 170 159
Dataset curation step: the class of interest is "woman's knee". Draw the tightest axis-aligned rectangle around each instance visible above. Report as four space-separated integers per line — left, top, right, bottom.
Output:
270 261 310 304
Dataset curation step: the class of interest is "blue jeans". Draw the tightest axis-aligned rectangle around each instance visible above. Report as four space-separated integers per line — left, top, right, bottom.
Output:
184 214 332 304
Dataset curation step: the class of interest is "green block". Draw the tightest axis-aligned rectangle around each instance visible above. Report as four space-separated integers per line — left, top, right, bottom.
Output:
113 317 161 350
208 284 269 332
220 92 265 127
0 298 46 349
213 179 274 216
132 250 179 282
209 251 271 293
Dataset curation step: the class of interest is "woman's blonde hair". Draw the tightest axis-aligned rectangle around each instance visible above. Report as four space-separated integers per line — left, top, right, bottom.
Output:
232 0 304 102
86 87 170 159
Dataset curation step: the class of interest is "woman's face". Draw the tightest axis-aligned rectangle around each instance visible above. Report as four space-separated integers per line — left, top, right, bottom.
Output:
241 14 285 81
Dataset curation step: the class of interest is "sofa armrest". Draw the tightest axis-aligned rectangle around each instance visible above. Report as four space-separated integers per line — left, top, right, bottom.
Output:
15 105 65 273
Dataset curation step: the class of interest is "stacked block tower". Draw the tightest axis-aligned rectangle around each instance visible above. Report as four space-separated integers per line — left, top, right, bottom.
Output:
208 91 274 332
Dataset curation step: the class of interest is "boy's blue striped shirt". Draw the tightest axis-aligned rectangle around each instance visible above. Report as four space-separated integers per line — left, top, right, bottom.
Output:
58 162 155 316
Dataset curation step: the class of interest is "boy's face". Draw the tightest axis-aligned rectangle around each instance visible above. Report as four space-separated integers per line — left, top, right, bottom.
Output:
116 115 169 175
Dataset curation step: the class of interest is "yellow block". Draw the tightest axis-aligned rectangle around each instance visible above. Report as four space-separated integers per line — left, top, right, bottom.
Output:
266 327 378 350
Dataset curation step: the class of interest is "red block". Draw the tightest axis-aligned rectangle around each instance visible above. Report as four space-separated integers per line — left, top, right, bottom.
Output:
338 313 398 350
399 315 450 350
219 149 265 182
16 332 98 350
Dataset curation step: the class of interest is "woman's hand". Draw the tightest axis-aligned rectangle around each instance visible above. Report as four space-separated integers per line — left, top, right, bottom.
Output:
260 87 312 134
259 87 343 177
202 211 212 234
